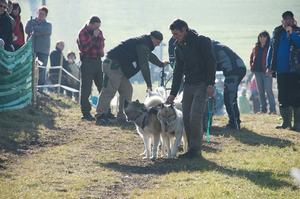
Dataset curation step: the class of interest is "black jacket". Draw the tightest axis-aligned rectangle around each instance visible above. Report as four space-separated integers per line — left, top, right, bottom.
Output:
49 48 69 83
0 12 14 51
107 35 155 78
170 30 216 96
107 35 164 88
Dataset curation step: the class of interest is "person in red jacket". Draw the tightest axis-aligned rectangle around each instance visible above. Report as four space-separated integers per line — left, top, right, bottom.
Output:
250 31 276 114
77 16 105 121
10 2 24 50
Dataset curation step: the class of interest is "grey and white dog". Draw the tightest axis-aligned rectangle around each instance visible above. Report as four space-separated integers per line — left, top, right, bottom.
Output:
157 104 188 158
124 97 163 160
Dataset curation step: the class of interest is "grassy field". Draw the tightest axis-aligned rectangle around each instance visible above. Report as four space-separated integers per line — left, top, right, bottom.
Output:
0 94 300 198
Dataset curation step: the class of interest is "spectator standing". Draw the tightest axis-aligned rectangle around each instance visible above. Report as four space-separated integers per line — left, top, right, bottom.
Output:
25 6 52 88
66 51 80 102
250 31 276 114
49 41 71 95
6 0 11 14
267 11 300 131
239 89 252 114
10 2 24 50
249 75 261 113
49 41 68 83
77 16 104 121
0 0 14 51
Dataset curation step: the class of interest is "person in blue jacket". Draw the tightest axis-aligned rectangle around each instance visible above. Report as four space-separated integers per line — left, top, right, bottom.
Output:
267 11 300 131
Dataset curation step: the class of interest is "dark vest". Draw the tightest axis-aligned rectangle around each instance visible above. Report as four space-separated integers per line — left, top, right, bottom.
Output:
107 35 154 78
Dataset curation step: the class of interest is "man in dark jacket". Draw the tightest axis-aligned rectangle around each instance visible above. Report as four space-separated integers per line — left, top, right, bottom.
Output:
166 19 216 158
96 31 168 125
49 41 70 95
0 0 14 51
212 40 246 130
267 11 300 131
168 36 176 66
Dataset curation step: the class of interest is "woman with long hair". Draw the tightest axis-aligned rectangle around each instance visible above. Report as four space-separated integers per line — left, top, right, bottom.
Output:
250 31 276 114
10 2 24 50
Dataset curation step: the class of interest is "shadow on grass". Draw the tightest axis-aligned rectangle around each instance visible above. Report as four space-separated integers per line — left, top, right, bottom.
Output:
0 93 72 161
211 126 293 148
99 158 292 190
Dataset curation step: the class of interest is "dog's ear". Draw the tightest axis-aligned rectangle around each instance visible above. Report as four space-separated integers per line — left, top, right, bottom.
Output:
135 99 140 103
124 100 129 108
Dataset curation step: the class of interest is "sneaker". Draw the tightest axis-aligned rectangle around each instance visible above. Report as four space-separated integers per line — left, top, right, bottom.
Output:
178 150 202 159
81 113 95 121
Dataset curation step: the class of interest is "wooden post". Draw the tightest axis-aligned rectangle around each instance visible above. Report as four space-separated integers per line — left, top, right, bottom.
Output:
57 66 62 95
32 52 38 106
57 53 64 95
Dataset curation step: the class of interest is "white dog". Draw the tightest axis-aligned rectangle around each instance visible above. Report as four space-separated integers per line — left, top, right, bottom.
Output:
124 96 164 160
157 103 188 158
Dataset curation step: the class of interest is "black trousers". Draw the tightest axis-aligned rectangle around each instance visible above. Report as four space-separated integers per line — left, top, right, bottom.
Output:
277 73 300 108
224 68 246 125
80 57 103 115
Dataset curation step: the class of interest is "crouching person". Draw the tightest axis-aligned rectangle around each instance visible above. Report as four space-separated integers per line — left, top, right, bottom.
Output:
96 31 169 125
212 40 246 129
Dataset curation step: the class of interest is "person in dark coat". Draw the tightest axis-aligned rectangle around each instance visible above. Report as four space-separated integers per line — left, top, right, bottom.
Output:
0 0 14 51
49 41 70 96
10 2 24 50
166 19 216 159
267 11 300 131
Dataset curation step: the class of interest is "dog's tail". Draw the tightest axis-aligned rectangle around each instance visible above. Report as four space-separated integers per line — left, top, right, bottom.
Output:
290 168 300 185
144 96 164 108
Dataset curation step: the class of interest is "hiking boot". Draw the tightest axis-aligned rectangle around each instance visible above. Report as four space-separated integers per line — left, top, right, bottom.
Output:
291 107 300 132
81 113 95 121
107 110 116 120
276 107 292 129
225 122 240 130
178 149 202 159
95 114 111 126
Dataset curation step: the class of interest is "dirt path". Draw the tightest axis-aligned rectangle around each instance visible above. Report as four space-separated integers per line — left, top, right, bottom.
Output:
0 96 168 198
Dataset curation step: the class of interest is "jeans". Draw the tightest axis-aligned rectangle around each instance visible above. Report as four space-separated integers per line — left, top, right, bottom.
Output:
36 52 49 86
254 72 276 112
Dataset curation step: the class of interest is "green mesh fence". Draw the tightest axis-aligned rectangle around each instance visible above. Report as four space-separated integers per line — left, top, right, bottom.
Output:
0 38 33 111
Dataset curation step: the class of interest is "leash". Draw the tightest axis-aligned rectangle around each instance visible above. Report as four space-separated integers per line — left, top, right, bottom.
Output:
206 97 213 144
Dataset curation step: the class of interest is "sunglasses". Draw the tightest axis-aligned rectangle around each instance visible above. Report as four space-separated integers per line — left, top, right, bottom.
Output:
0 4 7 9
